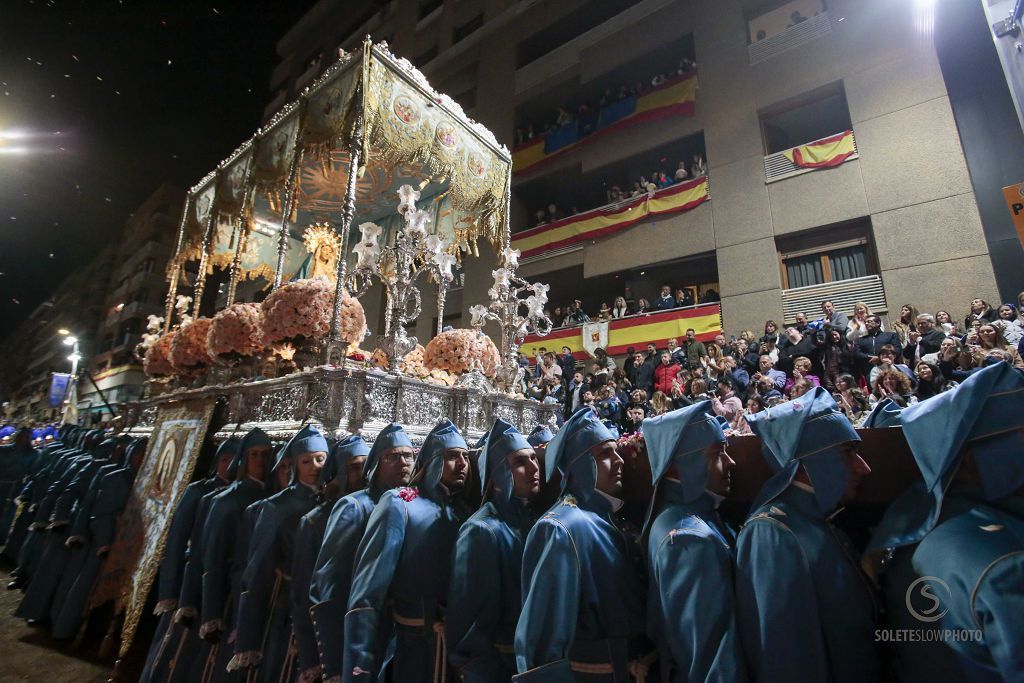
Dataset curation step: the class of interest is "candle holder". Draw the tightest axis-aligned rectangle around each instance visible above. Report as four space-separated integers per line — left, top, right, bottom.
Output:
470 245 552 393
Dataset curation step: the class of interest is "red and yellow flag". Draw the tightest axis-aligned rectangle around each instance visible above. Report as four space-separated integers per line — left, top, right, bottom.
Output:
522 305 722 360
511 177 710 259
784 130 856 169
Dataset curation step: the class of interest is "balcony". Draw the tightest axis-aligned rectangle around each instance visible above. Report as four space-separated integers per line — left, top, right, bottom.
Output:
521 303 722 360
781 274 888 325
764 130 858 184
748 11 832 65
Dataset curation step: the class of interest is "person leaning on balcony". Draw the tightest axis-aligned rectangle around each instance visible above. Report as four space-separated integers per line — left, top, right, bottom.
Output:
675 288 695 308
654 285 676 311
611 296 628 318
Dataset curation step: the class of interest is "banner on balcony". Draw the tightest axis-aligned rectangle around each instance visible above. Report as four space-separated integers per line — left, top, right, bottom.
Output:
511 177 710 259
784 130 855 169
522 304 722 360
512 73 698 176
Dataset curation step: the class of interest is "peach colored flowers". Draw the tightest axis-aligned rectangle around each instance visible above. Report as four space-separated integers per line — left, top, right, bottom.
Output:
423 329 500 378
260 277 366 346
207 303 264 360
144 331 176 377
170 318 215 371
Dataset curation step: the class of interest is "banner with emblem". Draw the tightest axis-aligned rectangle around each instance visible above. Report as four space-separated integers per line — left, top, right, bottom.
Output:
582 321 609 357
86 397 217 659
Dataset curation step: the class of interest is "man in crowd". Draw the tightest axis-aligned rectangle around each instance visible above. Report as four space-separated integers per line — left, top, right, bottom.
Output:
904 313 946 363
643 401 745 681
777 326 821 375
737 388 878 682
821 300 848 330
654 285 676 310
558 345 576 380
628 350 655 397
854 314 901 376
653 349 681 395
344 419 471 682
678 328 708 371
514 407 645 681
309 424 414 683
447 419 540 681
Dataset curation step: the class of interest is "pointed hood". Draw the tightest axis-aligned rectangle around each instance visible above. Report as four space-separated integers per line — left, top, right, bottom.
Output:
365 423 413 498
417 418 468 499
273 424 330 487
643 400 726 501
229 427 273 481
870 362 1024 552
479 419 532 511
209 437 241 477
544 407 616 510
323 434 371 487
862 398 903 428
527 425 554 448
746 387 860 515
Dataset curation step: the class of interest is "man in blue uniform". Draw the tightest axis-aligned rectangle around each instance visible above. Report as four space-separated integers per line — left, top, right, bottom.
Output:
641 401 745 682
230 425 328 680
343 419 471 683
868 361 1024 681
514 407 646 682
309 423 414 683
447 418 540 682
0 427 40 545
139 438 238 683
737 388 879 682
292 434 369 683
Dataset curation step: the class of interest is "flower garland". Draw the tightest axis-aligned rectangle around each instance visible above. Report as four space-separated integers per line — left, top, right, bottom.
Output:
207 303 264 361
423 329 500 378
260 277 366 346
144 331 177 377
170 318 215 371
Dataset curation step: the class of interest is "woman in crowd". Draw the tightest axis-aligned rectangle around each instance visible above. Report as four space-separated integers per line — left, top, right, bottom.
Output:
964 298 997 328
710 377 743 424
819 327 857 392
687 378 710 401
649 391 673 416
635 298 650 315
845 301 872 342
960 323 1024 369
913 361 955 402
598 303 612 321
704 343 726 381
611 296 628 318
732 395 765 435
891 304 918 347
871 367 917 407
935 310 959 336
833 373 872 424
759 320 782 347
992 303 1023 347
784 356 821 397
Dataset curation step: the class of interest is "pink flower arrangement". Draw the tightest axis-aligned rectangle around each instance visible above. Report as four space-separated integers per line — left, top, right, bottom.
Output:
170 318 215 370
261 277 366 345
423 329 500 378
144 331 176 377
397 486 419 502
207 303 264 361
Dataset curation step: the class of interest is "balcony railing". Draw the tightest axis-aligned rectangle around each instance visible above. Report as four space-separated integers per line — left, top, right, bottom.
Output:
764 130 858 184
781 274 888 325
748 11 832 65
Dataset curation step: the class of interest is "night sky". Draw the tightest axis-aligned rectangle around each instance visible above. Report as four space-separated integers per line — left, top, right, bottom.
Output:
0 0 317 339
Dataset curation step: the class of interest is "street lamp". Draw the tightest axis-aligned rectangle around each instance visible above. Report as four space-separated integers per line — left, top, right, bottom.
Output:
60 334 82 425
62 335 81 376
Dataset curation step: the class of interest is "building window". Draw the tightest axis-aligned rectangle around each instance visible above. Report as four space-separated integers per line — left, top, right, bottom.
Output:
759 82 851 155
776 220 878 289
453 13 483 43
745 0 826 44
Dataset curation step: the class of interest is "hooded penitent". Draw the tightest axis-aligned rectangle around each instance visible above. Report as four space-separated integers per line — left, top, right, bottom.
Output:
745 387 861 515
228 427 273 481
323 434 371 488
364 422 413 498
417 418 468 499
273 424 330 486
862 397 903 428
544 407 616 508
209 437 241 477
478 419 532 511
526 425 554 449
870 362 1024 551
642 400 726 502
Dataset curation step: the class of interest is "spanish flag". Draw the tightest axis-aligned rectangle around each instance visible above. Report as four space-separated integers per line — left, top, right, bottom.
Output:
511 177 710 259
522 305 722 360
783 130 856 169
512 73 698 177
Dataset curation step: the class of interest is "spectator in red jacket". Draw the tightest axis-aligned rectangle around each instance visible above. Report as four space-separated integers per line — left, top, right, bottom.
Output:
653 349 681 395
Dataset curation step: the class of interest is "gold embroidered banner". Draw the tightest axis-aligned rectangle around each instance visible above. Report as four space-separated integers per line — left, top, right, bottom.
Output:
87 397 216 658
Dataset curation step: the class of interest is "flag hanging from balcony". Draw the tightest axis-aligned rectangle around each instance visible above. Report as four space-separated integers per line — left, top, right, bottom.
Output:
784 130 856 169
511 176 710 259
512 73 698 176
522 304 722 360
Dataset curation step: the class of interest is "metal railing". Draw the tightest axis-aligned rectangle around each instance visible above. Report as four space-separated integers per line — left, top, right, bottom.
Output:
748 11 832 65
781 274 887 325
764 130 858 184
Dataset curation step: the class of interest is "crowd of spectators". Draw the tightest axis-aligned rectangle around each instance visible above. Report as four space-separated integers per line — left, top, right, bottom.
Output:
514 57 698 149
517 293 1024 434
548 284 721 327
531 154 707 228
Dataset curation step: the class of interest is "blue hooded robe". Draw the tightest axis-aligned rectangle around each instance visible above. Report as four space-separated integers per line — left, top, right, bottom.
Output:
641 401 746 683
514 407 646 682
447 419 536 682
737 388 879 683
343 419 470 683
